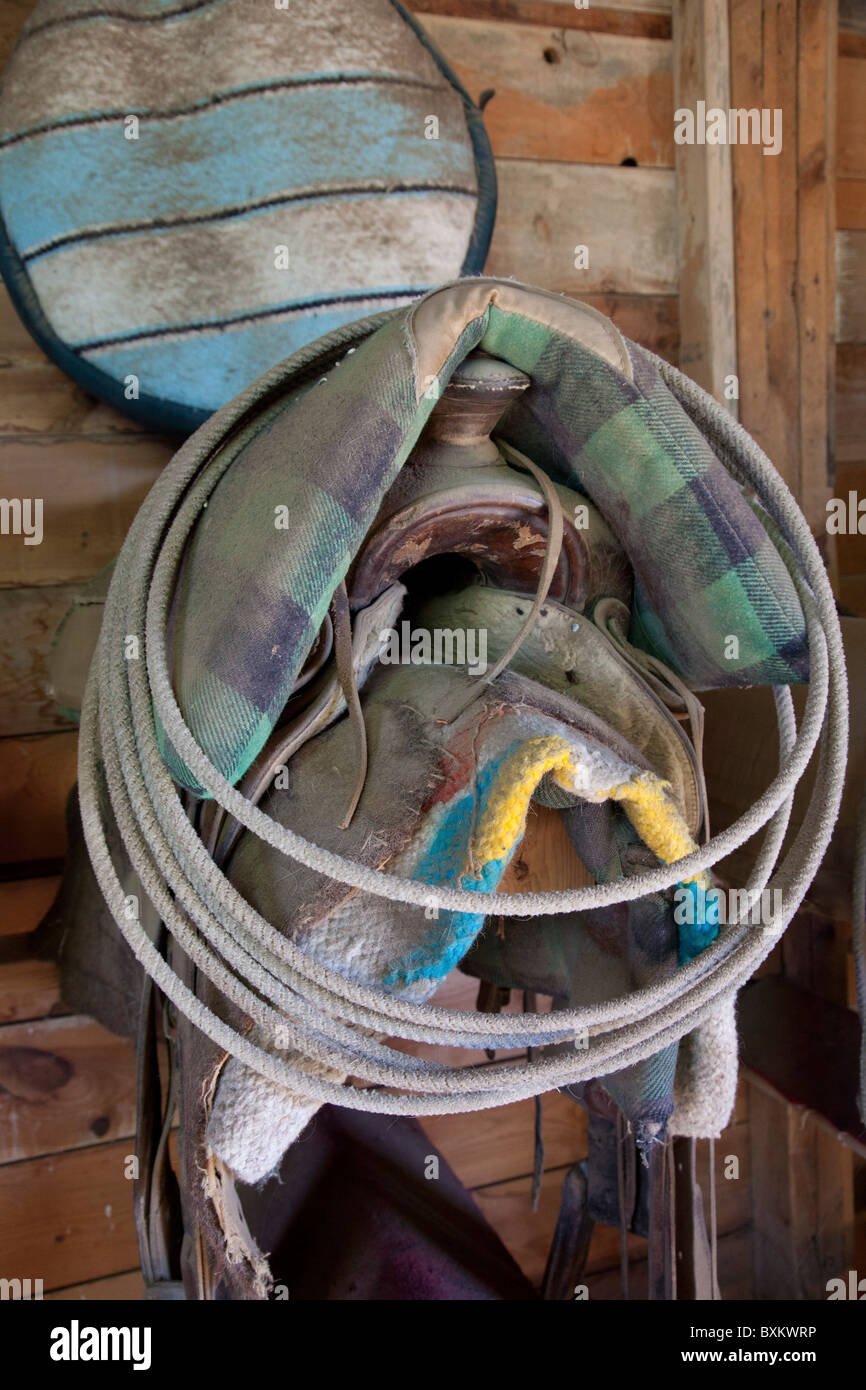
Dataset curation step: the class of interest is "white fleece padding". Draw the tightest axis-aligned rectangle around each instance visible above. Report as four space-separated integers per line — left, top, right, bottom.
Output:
4 0 451 131
207 707 647 1183
208 1026 349 1185
670 999 739 1138
39 194 477 347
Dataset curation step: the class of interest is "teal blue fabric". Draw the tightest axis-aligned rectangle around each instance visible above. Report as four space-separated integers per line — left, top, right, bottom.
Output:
0 0 495 432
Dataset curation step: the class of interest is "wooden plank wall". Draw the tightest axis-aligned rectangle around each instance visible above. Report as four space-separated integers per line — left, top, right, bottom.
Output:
835 19 866 613
724 0 866 1299
7 0 854 1301
728 0 837 536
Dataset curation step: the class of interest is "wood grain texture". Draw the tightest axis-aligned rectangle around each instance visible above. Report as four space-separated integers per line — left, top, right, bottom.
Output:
0 956 63 1027
422 15 674 166
500 803 593 894
730 0 836 532
835 521 866 580
484 159 677 295
0 287 151 438
836 344 866 464
839 458 866 492
838 177 866 229
579 292 679 359
0 364 149 440
840 0 866 34
0 732 77 864
0 584 81 736
0 0 30 67
45 1269 145 1301
837 55 866 177
0 1139 139 1291
472 1164 593 1284
409 0 671 41
0 876 60 936
749 1083 855 1299
421 1090 586 1189
782 910 854 1001
536 0 672 12
797 0 838 530
473 1126 750 1290
837 229 866 341
0 875 66 1030
672 0 737 406
741 977 866 1152
0 1015 136 1163
587 1225 753 1299
0 438 172 589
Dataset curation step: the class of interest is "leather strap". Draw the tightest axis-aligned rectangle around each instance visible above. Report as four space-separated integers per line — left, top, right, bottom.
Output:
646 1138 675 1300
541 1161 594 1300
332 579 368 830
133 961 185 1297
673 1135 718 1300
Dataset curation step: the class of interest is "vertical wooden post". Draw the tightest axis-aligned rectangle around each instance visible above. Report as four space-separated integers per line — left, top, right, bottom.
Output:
672 0 738 409
729 0 837 533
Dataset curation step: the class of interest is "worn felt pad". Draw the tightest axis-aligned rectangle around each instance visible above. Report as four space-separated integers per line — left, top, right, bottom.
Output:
0 0 493 431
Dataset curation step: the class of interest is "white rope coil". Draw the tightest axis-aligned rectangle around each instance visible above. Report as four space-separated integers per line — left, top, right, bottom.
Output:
77 348 849 1113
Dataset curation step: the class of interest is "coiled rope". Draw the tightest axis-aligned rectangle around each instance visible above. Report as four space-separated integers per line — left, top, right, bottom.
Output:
77 348 849 1115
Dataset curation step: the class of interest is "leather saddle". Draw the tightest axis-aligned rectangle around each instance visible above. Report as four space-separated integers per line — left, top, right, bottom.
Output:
39 279 816 1300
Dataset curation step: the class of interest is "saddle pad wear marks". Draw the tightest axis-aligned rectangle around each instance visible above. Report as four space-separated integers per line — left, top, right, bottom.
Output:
0 0 494 431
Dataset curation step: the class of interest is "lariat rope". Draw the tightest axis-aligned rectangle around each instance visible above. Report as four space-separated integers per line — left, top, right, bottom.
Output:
76 352 848 1113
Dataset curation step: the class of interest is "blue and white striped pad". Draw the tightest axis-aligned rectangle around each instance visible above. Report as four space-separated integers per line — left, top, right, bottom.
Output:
0 0 494 432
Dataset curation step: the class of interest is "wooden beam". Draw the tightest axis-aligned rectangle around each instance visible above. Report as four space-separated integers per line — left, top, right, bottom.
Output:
730 0 837 532
485 160 677 295
837 229 866 341
839 0 866 35
671 0 738 407
407 0 672 41
0 1138 139 1291
837 344 866 461
837 53 866 177
798 0 838 529
421 15 674 167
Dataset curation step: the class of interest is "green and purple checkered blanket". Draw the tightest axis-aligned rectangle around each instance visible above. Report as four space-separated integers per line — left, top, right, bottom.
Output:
161 279 807 794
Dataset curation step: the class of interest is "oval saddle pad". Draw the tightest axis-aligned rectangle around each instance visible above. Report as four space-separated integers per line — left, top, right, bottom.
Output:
0 0 495 433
